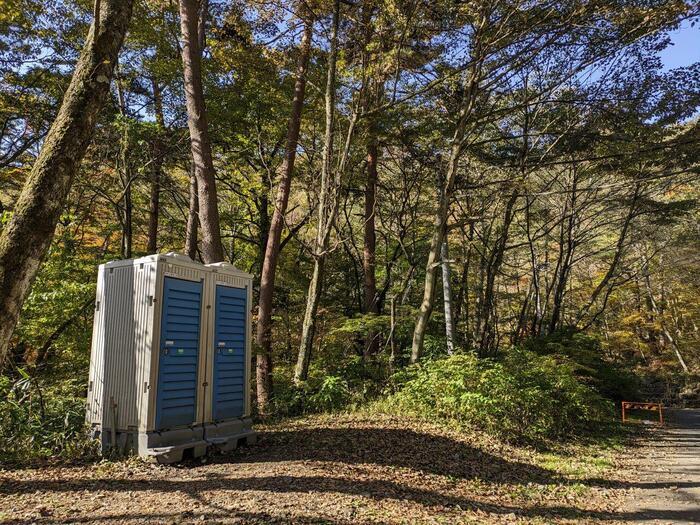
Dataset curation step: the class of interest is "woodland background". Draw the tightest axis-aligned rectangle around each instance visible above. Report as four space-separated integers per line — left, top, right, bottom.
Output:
0 0 699 462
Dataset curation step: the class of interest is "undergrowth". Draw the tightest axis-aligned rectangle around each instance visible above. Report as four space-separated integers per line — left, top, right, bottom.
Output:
0 371 98 464
373 348 616 445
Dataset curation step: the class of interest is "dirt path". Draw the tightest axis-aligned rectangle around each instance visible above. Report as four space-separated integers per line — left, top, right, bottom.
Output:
0 414 632 524
623 409 700 524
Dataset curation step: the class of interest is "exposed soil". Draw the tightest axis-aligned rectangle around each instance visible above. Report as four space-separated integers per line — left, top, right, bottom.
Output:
0 414 653 524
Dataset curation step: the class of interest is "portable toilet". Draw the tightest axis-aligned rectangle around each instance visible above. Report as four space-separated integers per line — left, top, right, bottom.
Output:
87 253 210 462
86 253 255 463
201 262 256 450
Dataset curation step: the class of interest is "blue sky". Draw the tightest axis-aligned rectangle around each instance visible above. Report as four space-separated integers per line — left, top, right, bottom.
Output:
660 20 700 70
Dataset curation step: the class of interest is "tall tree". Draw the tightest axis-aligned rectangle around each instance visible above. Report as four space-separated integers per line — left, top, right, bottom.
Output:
115 67 133 259
360 1 380 357
295 0 359 383
147 77 165 254
178 0 224 263
363 119 380 355
255 10 313 412
411 13 486 362
0 0 135 364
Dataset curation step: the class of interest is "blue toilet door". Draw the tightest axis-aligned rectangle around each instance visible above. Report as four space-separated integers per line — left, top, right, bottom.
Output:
212 285 246 420
155 276 203 430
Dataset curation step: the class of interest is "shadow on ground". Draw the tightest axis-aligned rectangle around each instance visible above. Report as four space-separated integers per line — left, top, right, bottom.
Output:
2 423 697 523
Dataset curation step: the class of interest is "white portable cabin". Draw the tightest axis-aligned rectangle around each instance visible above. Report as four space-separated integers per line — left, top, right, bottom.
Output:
86 253 255 463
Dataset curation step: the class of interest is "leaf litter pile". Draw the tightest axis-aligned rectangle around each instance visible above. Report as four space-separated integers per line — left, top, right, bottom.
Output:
0 414 638 524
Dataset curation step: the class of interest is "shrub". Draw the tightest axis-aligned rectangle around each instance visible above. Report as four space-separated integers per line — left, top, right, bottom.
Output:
268 353 392 417
0 370 98 464
377 349 615 444
523 330 640 401
269 374 351 416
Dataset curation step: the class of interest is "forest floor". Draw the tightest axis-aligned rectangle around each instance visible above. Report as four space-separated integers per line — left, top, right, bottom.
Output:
0 412 696 524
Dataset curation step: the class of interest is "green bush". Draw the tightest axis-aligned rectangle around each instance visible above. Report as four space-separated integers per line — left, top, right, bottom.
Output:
270 374 352 415
377 349 615 444
523 330 640 401
0 371 98 464
268 352 392 417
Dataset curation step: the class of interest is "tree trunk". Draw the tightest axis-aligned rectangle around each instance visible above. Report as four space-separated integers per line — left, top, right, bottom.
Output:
185 160 199 260
410 28 484 362
577 184 640 327
441 237 455 354
477 189 518 356
255 12 313 413
0 0 134 364
115 69 133 259
363 128 379 357
644 267 689 373
548 171 578 334
33 297 94 370
295 256 325 382
454 223 474 346
295 0 342 384
122 183 133 258
178 0 224 263
525 195 543 337
147 77 165 254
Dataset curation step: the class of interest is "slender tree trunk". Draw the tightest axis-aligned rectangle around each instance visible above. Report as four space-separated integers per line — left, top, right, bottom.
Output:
548 171 577 333
363 127 379 357
122 184 133 258
147 77 165 254
644 267 689 373
513 282 532 344
185 160 199 260
295 256 326 381
33 297 94 370
0 0 134 364
389 295 396 371
115 69 133 259
178 0 223 263
255 13 313 413
454 223 474 346
524 195 543 336
255 178 270 274
477 189 518 356
577 184 640 327
410 26 485 362
295 0 344 383
441 238 455 354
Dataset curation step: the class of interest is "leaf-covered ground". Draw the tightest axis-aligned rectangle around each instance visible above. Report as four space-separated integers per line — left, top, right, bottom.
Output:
0 414 643 524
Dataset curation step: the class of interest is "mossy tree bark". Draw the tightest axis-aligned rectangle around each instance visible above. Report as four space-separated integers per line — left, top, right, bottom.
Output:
0 0 135 364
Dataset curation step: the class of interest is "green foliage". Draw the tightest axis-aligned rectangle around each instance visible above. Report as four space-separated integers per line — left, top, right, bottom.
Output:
271 374 350 416
377 349 615 444
524 330 640 402
0 371 98 464
269 353 393 417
